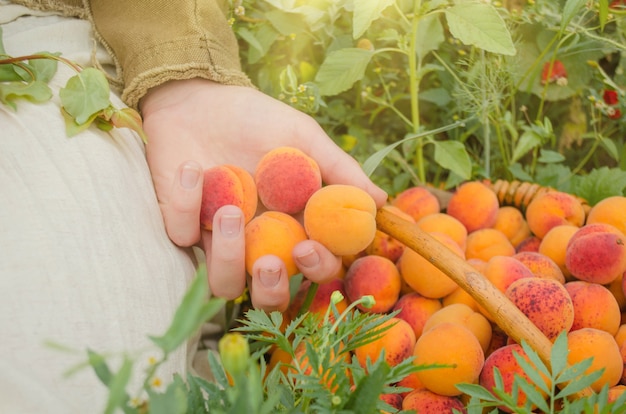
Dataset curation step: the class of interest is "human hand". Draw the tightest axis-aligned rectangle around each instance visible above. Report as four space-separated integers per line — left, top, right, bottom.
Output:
140 78 387 311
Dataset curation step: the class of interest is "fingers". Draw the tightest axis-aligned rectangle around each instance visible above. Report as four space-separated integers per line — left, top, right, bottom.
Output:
205 205 247 300
293 240 342 284
249 255 290 312
161 161 204 247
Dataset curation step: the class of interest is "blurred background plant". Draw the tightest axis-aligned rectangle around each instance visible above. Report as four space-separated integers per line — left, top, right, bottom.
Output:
229 0 626 205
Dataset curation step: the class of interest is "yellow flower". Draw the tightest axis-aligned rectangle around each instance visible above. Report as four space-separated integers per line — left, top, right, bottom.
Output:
218 333 250 379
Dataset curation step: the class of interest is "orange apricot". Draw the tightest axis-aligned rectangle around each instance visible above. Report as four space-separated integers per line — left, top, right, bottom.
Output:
479 343 548 411
446 181 499 233
483 255 535 294
414 322 485 397
538 224 579 279
398 232 463 299
565 223 626 285
505 277 574 341
422 303 492 353
303 184 377 256
254 146 321 214
443 285 480 312
493 206 532 248
401 388 465 413
515 235 542 253
465 228 515 262
513 251 565 284
244 211 307 277
565 280 621 335
567 328 623 392
354 317 416 368
417 212 468 250
344 255 402 313
200 164 257 230
586 196 626 236
391 186 440 222
525 191 585 239
392 292 443 339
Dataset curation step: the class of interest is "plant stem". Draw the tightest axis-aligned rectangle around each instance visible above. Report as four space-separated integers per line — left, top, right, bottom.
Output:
297 282 319 317
409 1 424 182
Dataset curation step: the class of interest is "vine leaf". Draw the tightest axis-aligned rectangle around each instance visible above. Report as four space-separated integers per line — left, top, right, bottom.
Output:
352 0 394 39
0 80 53 109
110 107 148 143
59 67 111 125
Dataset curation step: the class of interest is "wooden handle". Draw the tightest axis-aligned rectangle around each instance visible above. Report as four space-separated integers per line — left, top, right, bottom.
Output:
375 207 554 366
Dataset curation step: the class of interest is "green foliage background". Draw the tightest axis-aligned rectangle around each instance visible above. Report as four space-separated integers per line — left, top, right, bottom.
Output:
231 0 626 203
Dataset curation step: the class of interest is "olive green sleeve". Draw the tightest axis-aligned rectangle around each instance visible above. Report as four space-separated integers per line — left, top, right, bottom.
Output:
84 0 253 109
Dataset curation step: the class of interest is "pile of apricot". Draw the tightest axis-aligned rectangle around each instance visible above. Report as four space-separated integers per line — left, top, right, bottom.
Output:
201 147 626 412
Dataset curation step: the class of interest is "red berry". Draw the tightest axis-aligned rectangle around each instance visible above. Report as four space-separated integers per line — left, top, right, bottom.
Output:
541 60 567 84
603 89 619 105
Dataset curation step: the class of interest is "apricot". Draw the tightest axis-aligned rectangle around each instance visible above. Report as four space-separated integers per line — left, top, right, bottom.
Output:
417 212 468 250
395 371 425 397
505 277 574 341
586 196 626 236
392 292 443 339
254 146 321 214
443 285 480 312
398 232 464 299
446 181 499 233
303 184 377 256
483 255 535 294
414 322 485 397
565 280 621 335
493 206 532 248
344 255 402 314
565 223 626 285
465 228 515 262
422 303 492 353
479 343 548 411
354 317 416 368
365 205 412 263
608 273 626 311
391 185 440 222
515 235 541 253
538 224 579 279
200 164 257 230
513 251 565 284
567 328 623 392
401 388 465 413
379 392 403 413
525 191 585 239
244 211 307 277
620 342 626 385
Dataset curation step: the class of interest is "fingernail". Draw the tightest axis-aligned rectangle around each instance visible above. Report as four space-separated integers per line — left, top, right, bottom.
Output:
259 268 280 288
180 163 201 189
296 248 320 268
219 214 242 238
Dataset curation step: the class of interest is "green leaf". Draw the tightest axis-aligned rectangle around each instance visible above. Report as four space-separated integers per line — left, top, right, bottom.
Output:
61 106 100 137
561 0 587 33
103 357 133 414
149 266 226 354
147 376 188 414
343 360 390 413
59 67 111 125
455 383 500 402
352 0 394 39
87 349 114 386
415 14 445 60
555 360 603 400
0 80 53 108
315 48 373 96
537 149 565 163
431 139 472 180
511 130 542 163
444 2 516 56
362 120 467 176
549 331 570 378
573 167 626 206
